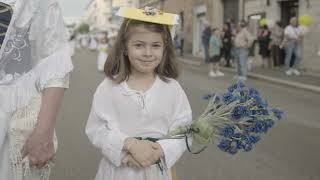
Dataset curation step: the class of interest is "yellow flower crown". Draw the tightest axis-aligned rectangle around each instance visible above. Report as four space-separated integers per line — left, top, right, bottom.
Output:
116 7 179 26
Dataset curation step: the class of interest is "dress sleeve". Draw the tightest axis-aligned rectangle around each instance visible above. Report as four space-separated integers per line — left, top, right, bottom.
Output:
44 74 70 88
29 0 73 91
85 86 129 167
157 81 192 169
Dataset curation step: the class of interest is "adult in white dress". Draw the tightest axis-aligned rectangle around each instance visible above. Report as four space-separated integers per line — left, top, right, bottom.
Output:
0 0 73 179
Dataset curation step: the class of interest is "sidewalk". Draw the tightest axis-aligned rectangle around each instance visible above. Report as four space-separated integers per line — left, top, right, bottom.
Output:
177 54 320 94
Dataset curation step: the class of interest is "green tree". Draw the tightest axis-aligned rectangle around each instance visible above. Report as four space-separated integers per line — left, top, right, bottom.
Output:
76 23 90 34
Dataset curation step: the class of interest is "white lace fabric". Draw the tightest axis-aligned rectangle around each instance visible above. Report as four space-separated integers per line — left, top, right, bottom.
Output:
9 95 58 180
0 0 73 113
0 0 73 179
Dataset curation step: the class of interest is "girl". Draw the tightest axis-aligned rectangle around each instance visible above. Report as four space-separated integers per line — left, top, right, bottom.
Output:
86 7 192 180
0 0 73 180
97 33 109 72
208 28 224 77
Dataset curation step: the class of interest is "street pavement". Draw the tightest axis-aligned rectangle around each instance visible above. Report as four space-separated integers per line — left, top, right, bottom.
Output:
51 49 320 180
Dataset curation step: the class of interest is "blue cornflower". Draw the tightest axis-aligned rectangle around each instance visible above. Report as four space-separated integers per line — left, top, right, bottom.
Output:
245 126 256 133
237 81 246 89
254 120 268 133
252 95 268 108
223 92 237 104
239 96 247 103
227 83 238 93
217 139 231 152
260 109 269 115
244 135 261 144
243 143 253 152
250 110 258 116
258 100 269 109
249 88 260 97
265 119 275 128
271 108 284 120
236 140 244 149
231 106 250 120
221 125 235 138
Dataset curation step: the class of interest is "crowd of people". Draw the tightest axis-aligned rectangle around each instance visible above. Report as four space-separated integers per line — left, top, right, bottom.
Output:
70 32 113 72
196 16 306 80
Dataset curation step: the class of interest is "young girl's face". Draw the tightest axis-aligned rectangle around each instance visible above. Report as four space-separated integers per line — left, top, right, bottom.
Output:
126 26 164 76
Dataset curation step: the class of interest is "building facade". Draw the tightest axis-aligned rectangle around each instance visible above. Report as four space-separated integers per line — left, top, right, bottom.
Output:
84 0 139 31
139 0 224 57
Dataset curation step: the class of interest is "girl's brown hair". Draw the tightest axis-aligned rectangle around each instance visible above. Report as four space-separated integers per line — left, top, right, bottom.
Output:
104 19 179 83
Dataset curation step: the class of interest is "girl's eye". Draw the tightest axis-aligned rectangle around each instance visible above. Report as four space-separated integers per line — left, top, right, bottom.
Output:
134 44 143 48
152 44 162 48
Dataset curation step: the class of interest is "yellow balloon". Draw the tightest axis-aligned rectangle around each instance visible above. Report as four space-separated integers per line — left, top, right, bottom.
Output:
260 18 268 26
299 15 312 26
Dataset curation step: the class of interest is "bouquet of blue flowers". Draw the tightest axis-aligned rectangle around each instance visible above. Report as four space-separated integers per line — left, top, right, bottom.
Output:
161 81 284 154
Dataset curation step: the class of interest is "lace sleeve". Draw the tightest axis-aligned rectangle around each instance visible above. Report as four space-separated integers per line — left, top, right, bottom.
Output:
29 0 73 91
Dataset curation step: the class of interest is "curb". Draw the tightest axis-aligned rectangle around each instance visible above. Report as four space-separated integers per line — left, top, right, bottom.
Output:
177 57 320 94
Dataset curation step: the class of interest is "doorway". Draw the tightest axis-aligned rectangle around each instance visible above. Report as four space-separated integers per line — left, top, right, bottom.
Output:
280 0 299 27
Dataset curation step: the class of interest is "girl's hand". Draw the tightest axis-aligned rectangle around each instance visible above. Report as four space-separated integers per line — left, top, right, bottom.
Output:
121 153 142 169
124 138 162 168
21 128 54 168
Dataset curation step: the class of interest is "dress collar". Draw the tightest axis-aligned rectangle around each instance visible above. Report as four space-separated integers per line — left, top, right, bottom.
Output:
119 75 159 96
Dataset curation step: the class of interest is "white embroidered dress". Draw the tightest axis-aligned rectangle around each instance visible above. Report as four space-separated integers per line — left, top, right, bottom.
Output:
86 77 192 180
0 0 73 179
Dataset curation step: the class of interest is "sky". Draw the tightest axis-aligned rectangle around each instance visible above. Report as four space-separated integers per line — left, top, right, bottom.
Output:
58 0 90 23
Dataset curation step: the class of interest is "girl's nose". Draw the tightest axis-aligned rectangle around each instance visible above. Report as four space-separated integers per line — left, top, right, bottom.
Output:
143 47 152 57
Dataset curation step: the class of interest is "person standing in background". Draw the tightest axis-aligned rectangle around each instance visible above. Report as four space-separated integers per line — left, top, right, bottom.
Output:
208 28 224 77
202 20 212 64
258 25 272 68
221 22 233 67
270 21 284 67
283 17 303 76
234 20 254 81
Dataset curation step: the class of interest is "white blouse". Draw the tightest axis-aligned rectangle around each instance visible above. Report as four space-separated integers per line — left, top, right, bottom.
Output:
86 76 192 180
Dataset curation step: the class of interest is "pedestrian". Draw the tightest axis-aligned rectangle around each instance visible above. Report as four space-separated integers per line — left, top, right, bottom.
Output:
69 34 76 57
234 20 254 81
97 32 109 72
89 34 98 51
258 25 272 68
179 28 185 56
221 22 233 67
283 17 303 76
270 21 284 67
202 20 212 63
0 0 73 180
85 7 192 180
208 28 224 77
